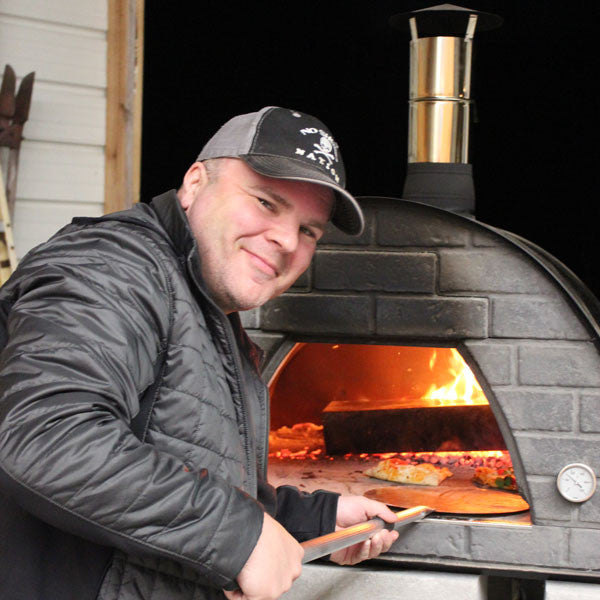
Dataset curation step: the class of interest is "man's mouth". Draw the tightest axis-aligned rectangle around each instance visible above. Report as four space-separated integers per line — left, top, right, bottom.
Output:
244 249 279 277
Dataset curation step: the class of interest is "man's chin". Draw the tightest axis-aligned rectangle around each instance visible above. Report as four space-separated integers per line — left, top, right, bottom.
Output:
231 287 278 313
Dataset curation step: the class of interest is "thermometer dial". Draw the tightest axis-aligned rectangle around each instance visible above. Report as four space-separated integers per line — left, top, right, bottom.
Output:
556 463 597 503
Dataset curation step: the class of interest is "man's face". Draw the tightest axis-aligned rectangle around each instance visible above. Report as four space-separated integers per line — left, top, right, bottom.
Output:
178 158 334 313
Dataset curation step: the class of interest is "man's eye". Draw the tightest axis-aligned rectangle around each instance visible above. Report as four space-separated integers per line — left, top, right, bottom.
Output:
257 197 273 210
300 226 316 239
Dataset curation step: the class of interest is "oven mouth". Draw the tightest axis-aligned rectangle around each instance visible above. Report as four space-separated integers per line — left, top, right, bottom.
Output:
267 341 530 521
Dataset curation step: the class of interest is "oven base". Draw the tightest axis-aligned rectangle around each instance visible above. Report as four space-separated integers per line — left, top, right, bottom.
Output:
281 564 600 599
281 563 486 600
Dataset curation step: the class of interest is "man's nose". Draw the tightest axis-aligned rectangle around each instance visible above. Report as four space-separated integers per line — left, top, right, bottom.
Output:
267 219 299 253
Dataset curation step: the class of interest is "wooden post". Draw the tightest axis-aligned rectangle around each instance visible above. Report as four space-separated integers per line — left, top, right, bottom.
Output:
105 0 145 213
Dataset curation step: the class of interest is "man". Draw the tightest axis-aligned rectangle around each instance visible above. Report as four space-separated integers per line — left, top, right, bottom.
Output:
0 107 398 600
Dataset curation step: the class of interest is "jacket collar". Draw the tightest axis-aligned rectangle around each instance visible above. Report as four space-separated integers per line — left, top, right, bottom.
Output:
149 189 210 307
149 189 196 260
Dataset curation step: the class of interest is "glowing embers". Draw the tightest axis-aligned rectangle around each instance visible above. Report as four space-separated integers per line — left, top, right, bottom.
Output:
268 343 508 456
268 437 513 473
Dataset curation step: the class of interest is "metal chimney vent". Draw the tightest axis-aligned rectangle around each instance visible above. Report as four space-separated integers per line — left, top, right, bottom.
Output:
390 4 502 214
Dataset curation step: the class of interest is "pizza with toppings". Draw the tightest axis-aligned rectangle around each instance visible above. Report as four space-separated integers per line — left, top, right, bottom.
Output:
473 466 517 491
364 459 453 486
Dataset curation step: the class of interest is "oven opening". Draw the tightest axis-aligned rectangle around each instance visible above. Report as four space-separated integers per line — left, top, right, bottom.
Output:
268 343 529 517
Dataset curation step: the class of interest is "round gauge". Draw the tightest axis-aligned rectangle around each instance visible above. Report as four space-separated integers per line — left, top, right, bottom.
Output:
556 463 597 503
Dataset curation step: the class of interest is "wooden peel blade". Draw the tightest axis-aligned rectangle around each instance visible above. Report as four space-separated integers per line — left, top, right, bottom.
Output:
364 486 529 515
300 505 433 563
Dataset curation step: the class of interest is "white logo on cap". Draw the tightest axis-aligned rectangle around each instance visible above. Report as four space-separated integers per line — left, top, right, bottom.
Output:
313 136 335 163
297 128 340 183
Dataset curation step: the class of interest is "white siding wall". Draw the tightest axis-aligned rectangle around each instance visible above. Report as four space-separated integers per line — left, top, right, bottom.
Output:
0 0 107 257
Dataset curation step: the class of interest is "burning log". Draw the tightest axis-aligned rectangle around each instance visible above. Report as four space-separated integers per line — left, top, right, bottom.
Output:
321 401 506 454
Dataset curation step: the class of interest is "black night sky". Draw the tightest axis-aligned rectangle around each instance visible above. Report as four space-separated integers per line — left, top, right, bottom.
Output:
142 1 600 298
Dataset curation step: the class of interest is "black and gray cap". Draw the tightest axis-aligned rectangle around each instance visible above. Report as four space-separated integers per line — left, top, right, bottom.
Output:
197 106 364 236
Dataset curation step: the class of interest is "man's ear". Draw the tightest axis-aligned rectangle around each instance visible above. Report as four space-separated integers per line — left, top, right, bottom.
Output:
177 162 210 211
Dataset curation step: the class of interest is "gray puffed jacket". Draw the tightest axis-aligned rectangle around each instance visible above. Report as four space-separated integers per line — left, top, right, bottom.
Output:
0 191 338 600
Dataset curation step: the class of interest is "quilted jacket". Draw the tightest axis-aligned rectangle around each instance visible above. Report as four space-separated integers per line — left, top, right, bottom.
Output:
0 191 338 600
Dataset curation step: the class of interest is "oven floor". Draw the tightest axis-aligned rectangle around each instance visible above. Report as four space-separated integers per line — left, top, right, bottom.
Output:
268 457 531 524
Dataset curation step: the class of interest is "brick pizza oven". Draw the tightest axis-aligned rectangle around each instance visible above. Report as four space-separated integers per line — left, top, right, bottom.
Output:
242 5 600 598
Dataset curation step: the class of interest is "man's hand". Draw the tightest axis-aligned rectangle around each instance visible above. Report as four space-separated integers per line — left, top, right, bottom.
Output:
329 495 399 565
224 512 304 600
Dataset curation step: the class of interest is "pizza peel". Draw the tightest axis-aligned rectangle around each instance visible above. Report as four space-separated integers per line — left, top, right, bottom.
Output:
364 485 530 515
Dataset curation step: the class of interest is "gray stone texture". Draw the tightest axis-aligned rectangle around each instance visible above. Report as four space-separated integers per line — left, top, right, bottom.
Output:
569 528 600 570
245 332 285 366
290 268 311 290
389 521 470 559
525 476 575 522
470 525 567 568
239 308 260 329
314 251 436 293
494 390 574 432
260 294 372 335
439 249 555 294
513 434 600 477
377 202 469 247
492 297 590 340
518 343 600 387
472 228 504 248
580 394 600 432
464 342 513 385
281 564 485 600
376 297 488 338
319 216 372 246
580 491 600 524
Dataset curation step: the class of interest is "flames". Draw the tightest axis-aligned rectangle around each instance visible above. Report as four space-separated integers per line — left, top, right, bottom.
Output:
423 348 487 406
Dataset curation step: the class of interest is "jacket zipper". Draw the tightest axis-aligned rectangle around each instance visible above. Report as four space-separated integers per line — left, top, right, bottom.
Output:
186 257 256 497
260 383 269 477
219 315 257 496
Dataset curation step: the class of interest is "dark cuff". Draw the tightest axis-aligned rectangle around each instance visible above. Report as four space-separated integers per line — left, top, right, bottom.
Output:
275 485 340 543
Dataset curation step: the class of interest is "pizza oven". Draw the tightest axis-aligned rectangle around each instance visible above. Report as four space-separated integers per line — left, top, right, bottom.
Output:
243 5 600 598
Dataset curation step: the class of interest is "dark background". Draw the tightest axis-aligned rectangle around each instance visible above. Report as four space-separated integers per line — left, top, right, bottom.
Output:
142 1 600 297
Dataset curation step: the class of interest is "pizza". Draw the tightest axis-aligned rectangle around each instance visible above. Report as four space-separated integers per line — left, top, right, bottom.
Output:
268 422 324 453
364 459 453 486
473 466 517 491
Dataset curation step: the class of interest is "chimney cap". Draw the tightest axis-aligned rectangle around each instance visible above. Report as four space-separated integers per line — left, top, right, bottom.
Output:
390 3 503 37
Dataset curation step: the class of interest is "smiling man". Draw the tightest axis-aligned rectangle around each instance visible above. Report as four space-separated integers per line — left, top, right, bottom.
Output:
0 107 397 600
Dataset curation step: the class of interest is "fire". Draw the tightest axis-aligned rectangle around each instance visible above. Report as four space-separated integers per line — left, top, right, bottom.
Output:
267 344 505 462
422 348 487 406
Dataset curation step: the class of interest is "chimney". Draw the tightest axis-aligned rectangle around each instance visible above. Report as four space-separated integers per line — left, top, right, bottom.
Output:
390 4 502 215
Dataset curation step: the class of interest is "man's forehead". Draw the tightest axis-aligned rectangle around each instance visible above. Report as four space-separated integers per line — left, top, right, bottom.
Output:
227 159 332 203
250 179 333 214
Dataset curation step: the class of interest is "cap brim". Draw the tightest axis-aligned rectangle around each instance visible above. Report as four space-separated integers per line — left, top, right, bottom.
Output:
243 155 364 236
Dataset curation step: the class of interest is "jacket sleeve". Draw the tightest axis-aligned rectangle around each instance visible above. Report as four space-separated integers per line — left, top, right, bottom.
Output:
267 482 339 542
0 223 263 589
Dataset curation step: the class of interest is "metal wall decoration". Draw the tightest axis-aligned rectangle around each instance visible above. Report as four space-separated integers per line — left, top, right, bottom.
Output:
0 64 35 283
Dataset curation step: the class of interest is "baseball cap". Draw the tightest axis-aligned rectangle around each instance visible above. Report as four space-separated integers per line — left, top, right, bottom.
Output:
197 106 364 236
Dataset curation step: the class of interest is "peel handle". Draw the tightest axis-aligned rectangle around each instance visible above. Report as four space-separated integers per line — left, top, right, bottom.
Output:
300 505 433 564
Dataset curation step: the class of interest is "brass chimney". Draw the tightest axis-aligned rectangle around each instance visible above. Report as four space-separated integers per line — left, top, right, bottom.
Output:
391 4 502 214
